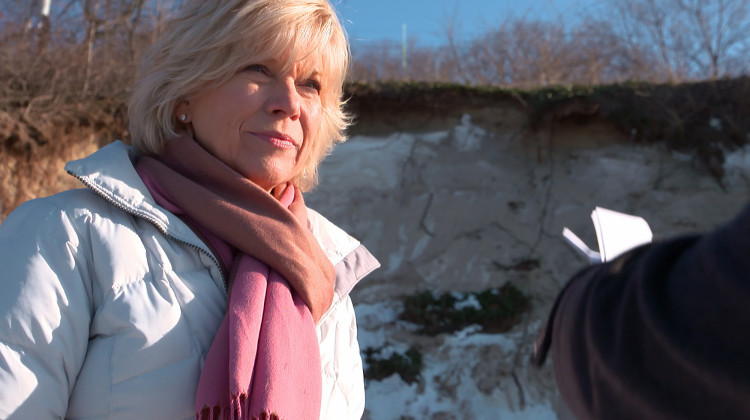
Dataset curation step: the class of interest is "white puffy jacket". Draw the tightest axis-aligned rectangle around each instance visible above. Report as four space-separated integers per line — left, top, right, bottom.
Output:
0 141 379 419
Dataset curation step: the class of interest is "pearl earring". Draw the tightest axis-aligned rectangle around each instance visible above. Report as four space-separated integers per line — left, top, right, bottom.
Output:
179 114 187 121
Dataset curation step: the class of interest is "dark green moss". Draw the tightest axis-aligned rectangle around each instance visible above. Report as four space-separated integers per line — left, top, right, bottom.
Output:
363 346 423 385
399 283 531 336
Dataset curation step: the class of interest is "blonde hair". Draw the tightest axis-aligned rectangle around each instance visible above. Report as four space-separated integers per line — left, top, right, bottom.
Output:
128 0 350 190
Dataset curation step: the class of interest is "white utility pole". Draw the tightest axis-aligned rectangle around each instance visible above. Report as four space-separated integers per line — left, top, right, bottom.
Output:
401 23 408 79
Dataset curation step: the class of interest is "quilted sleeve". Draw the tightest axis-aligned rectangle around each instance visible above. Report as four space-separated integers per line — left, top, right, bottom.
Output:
317 243 379 419
0 198 93 419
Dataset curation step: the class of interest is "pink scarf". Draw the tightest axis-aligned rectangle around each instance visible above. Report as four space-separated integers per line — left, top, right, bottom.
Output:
135 136 334 420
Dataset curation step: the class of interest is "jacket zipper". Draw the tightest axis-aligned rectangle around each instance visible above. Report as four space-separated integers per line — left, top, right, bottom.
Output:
67 170 228 295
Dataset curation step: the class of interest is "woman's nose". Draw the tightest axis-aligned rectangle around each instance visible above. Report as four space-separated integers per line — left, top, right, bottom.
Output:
265 78 301 120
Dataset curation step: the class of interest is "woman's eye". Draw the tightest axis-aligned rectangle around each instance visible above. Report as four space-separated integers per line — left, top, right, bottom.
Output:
301 79 321 93
243 64 268 75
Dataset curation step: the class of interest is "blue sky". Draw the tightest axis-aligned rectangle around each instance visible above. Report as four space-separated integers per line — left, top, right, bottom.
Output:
335 0 599 47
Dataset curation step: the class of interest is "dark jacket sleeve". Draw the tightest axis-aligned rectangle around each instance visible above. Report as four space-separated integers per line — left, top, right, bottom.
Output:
534 202 750 420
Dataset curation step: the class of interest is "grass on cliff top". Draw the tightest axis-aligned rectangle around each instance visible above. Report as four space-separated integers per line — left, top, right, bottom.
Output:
346 77 750 183
4 77 747 188
6 77 747 159
346 78 750 151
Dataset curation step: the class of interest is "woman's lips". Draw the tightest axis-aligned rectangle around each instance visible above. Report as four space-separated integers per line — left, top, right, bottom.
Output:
252 131 297 149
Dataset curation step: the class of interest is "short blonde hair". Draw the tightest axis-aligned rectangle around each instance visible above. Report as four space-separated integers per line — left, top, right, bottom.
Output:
128 0 350 190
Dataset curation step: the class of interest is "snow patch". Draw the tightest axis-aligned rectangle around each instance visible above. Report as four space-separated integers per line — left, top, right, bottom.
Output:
453 292 481 311
363 326 559 419
451 114 486 152
409 234 432 260
420 130 450 144
385 225 409 275
365 375 421 420
724 144 750 187
709 116 722 131
321 133 415 191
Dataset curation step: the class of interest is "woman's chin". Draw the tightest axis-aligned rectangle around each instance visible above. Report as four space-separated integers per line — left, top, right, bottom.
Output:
247 173 293 193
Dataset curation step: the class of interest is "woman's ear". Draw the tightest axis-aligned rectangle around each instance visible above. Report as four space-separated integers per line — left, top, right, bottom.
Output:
174 100 192 123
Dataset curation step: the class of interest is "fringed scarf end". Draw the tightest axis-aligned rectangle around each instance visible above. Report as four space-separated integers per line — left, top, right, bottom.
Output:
196 394 282 420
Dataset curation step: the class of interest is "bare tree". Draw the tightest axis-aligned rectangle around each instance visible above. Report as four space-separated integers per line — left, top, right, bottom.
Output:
81 0 101 95
601 0 750 80
440 6 468 84
673 0 750 78
2 0 747 102
0 0 185 104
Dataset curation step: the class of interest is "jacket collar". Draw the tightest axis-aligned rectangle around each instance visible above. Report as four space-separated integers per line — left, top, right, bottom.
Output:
63 141 378 296
64 140 212 253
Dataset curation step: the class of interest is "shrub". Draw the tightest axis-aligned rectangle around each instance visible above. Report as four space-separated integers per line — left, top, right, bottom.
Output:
399 283 530 336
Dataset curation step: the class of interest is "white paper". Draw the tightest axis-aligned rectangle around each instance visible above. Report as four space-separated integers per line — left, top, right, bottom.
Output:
591 207 653 261
563 207 653 263
562 227 601 264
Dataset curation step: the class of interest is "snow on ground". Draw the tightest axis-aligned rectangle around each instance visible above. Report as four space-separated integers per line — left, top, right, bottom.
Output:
724 144 750 188
356 302 559 420
354 301 404 350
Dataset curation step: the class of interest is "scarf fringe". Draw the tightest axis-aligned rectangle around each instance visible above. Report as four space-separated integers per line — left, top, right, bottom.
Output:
196 394 282 420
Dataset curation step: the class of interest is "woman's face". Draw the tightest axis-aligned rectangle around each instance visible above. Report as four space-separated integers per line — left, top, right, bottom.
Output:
178 58 322 192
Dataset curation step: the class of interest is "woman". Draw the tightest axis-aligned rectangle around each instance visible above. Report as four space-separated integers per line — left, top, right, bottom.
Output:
0 0 379 419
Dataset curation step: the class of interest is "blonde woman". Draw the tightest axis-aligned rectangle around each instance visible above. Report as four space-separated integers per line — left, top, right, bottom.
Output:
0 0 379 419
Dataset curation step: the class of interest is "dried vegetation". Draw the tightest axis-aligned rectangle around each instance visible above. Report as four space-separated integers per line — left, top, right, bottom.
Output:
1 0 750 219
